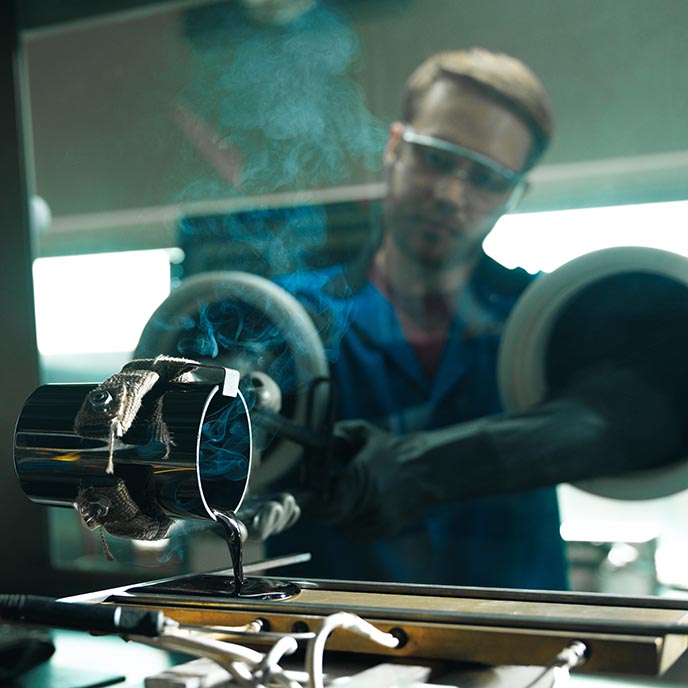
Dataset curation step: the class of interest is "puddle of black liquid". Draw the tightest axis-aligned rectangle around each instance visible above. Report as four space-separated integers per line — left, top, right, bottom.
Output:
130 574 301 600
127 510 300 601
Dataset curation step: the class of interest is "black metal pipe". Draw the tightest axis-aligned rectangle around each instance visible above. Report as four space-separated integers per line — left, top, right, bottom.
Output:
0 593 166 637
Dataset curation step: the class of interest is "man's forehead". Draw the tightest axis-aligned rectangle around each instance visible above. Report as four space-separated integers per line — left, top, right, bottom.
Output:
409 79 534 172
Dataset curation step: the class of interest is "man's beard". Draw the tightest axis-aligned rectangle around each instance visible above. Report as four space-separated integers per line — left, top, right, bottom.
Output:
393 212 494 270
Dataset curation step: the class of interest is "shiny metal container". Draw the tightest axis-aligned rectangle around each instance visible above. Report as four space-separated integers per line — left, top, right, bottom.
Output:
14 382 250 521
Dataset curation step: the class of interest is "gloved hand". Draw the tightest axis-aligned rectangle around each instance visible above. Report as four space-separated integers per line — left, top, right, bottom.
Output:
306 418 492 539
236 493 302 541
307 367 684 540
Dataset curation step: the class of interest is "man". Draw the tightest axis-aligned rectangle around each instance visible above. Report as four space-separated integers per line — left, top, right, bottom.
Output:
79 48 683 589
266 48 566 588
267 48 684 589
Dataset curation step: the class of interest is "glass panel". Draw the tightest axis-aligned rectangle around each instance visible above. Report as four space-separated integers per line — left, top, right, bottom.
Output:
20 0 688 593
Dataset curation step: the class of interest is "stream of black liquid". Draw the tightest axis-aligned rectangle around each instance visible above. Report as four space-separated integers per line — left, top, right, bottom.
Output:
212 510 245 593
211 509 300 600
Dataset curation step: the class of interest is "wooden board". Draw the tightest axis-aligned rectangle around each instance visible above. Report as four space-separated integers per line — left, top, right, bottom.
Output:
86 574 688 676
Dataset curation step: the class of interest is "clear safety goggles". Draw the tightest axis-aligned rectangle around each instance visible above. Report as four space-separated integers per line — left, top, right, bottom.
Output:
401 127 527 206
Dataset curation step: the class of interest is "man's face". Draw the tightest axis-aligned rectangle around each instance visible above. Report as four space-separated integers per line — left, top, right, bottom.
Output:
383 79 535 270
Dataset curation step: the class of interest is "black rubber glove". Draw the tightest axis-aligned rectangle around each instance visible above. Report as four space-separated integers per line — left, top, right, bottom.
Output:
310 419 491 538
312 367 684 539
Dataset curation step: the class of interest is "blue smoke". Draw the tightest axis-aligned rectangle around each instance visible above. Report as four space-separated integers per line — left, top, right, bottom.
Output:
201 400 250 482
171 2 383 350
160 3 380 466
178 2 386 196
178 203 328 277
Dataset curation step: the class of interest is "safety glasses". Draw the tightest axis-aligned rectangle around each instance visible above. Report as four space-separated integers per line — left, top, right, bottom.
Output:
401 127 527 204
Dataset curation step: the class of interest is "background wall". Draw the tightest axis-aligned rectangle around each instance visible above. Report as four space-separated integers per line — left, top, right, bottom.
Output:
22 0 688 242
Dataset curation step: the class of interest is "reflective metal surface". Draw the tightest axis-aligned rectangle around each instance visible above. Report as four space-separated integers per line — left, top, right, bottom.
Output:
14 382 251 520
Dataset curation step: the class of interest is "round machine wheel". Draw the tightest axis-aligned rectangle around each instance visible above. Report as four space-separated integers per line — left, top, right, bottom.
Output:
498 246 688 500
136 270 330 491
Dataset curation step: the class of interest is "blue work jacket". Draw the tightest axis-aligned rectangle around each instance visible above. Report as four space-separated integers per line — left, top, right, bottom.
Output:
268 254 568 590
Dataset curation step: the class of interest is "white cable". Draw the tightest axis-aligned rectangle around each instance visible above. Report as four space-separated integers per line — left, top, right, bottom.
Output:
181 620 266 634
520 640 588 688
133 627 302 688
149 626 308 688
305 612 400 688
254 636 301 688
136 612 400 688
134 629 260 687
